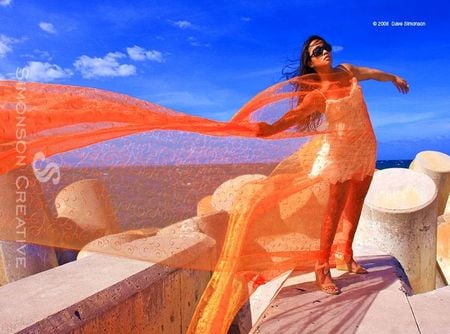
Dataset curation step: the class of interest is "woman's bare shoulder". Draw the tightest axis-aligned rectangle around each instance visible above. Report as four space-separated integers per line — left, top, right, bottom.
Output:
335 64 359 81
336 63 354 74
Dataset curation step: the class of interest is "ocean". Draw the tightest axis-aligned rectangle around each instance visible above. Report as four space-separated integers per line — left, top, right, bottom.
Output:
376 160 413 170
45 160 413 230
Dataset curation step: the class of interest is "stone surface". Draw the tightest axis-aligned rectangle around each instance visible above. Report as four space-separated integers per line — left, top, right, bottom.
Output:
365 168 437 211
196 211 229 252
79 232 216 272
197 195 218 216
180 269 212 332
0 233 214 333
0 241 58 286
408 286 450 334
445 194 450 215
355 168 438 293
55 178 120 235
410 150 450 215
250 246 418 334
0 253 152 333
77 227 159 260
242 270 293 332
0 167 58 285
211 174 267 212
438 213 450 225
157 217 201 236
437 220 450 284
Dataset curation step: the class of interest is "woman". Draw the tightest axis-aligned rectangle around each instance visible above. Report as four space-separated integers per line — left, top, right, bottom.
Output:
186 35 410 333
256 35 409 295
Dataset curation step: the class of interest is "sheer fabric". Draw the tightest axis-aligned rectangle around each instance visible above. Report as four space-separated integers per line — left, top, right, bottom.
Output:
0 72 376 333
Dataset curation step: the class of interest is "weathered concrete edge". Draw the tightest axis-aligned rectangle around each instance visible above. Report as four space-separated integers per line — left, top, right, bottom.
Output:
407 285 450 333
26 263 180 333
0 251 211 333
0 254 154 333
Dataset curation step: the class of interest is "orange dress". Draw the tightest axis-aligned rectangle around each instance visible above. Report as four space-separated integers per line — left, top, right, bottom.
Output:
187 77 377 333
309 76 376 183
0 74 376 333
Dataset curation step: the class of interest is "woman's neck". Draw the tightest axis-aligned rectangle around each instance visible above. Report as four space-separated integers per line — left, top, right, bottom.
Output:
316 66 338 82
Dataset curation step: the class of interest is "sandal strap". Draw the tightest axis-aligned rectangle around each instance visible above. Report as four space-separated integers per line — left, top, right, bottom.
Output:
315 262 330 275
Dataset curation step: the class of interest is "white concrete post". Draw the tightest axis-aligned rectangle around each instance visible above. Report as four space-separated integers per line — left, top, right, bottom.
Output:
355 168 438 293
410 151 450 216
55 179 120 235
0 167 58 285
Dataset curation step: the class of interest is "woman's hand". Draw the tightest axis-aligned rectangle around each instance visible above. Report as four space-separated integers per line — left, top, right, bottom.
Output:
255 122 273 137
392 75 409 94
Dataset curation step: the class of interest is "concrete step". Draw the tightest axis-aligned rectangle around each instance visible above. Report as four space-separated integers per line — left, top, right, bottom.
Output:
250 246 420 334
408 285 450 334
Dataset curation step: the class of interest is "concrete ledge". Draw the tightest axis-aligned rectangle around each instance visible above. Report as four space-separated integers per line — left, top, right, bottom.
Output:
250 246 418 334
408 285 450 334
0 250 211 333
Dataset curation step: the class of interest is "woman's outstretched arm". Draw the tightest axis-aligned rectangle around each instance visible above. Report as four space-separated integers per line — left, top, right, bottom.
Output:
340 63 409 94
256 90 325 137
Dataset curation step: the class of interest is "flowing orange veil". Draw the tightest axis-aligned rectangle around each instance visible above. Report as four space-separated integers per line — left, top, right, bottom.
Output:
0 72 376 333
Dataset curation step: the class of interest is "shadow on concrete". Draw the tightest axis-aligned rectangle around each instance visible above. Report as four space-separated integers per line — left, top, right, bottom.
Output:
249 255 412 334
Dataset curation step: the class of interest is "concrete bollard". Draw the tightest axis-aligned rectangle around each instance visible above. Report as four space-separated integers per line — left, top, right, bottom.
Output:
77 227 159 260
437 216 450 285
194 175 267 255
355 168 438 293
197 195 217 216
157 217 201 236
211 174 267 212
410 151 450 216
55 179 121 236
0 167 58 285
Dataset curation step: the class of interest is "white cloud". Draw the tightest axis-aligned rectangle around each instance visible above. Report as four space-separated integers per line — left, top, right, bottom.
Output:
187 36 210 48
126 45 163 62
332 45 344 52
0 34 14 57
39 22 57 34
0 0 12 6
74 52 136 78
171 20 193 29
241 17 251 22
22 61 73 82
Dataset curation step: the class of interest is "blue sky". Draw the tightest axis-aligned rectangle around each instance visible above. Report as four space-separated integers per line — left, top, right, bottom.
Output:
0 0 449 159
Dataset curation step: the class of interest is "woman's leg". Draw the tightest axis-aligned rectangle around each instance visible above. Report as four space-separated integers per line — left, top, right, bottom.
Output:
315 180 351 293
318 180 351 264
336 175 373 264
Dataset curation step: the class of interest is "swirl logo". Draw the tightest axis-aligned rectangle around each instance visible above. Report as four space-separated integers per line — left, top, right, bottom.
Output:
32 152 61 185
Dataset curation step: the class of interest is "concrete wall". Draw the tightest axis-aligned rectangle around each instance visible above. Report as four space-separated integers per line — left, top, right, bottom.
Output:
0 248 212 333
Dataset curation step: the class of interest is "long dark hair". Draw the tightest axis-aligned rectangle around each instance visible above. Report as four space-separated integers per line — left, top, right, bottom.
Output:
282 35 329 132
282 34 329 79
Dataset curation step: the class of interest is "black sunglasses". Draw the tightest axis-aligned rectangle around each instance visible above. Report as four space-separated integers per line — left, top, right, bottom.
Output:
310 43 332 58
